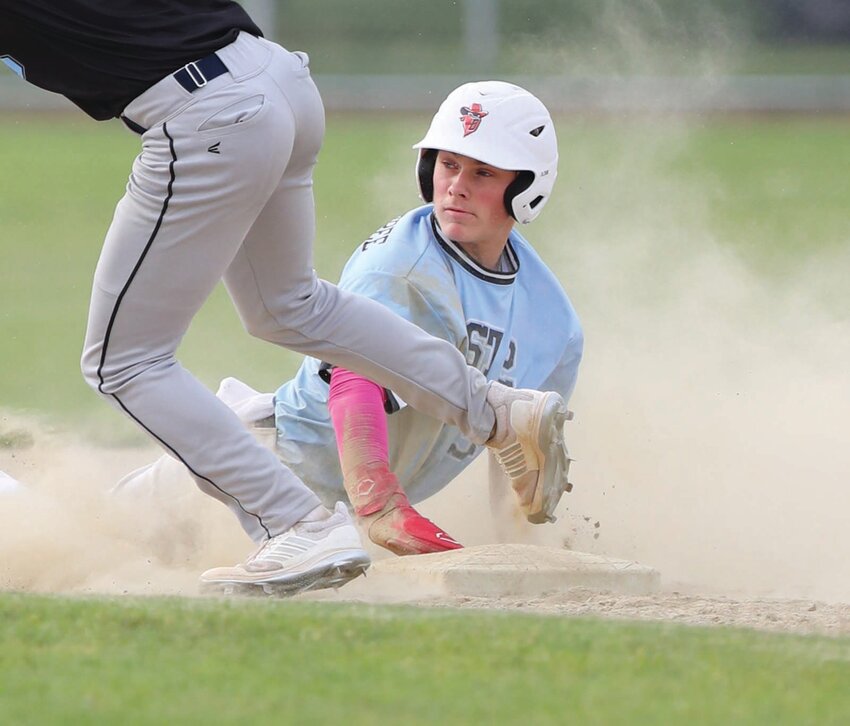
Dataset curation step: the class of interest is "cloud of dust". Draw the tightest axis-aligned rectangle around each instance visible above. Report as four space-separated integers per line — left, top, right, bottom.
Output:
559 240 850 602
426 2 850 603
552 3 849 602
0 418 250 596
510 0 751 95
423 173 850 602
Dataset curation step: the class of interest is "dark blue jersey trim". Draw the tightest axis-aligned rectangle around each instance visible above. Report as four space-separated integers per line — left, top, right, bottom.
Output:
430 214 518 285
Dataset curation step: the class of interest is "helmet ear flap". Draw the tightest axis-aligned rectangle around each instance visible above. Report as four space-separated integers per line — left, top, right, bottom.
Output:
503 171 534 221
416 149 438 202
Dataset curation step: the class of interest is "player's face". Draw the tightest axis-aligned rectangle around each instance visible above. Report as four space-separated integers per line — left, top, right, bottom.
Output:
432 151 516 262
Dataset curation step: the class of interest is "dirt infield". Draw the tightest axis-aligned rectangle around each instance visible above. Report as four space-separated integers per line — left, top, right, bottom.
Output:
452 590 850 636
300 551 850 637
312 586 850 638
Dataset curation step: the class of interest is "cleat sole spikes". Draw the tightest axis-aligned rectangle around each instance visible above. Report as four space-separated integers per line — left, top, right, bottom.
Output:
527 396 573 524
201 555 370 599
261 558 370 597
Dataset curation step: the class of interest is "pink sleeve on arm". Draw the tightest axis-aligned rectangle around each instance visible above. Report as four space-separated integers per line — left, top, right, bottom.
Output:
328 368 464 553
327 367 390 480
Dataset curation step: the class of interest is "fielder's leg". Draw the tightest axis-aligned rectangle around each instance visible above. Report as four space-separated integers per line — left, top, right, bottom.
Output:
81 39 327 543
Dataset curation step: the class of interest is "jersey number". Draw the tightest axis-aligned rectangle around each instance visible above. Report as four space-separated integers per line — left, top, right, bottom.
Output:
467 322 516 386
449 324 517 461
467 322 503 375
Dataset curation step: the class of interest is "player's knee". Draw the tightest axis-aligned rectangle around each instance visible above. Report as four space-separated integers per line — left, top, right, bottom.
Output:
241 310 279 341
80 347 103 393
242 289 320 342
79 344 139 396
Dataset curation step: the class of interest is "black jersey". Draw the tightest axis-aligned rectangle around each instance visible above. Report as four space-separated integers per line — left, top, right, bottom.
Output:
0 1 263 120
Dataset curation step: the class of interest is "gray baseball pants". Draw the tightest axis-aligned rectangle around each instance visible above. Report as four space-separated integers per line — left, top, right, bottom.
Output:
81 32 494 542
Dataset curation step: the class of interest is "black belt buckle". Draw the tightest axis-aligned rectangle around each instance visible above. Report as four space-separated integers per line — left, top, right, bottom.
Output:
173 53 228 93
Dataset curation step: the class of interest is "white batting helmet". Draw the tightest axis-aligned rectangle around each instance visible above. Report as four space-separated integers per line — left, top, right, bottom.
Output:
413 80 558 224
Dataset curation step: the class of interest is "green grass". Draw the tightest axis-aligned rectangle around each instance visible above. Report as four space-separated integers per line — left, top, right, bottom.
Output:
0 593 848 724
0 113 847 431
560 117 850 265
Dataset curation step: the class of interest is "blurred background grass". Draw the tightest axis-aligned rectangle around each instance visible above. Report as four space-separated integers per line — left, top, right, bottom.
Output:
270 0 850 76
0 113 847 436
1 0 849 439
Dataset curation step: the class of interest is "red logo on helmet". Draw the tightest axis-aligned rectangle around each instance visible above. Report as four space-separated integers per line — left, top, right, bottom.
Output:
459 103 488 137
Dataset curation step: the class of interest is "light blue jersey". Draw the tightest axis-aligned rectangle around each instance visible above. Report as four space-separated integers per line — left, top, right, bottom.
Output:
274 205 583 505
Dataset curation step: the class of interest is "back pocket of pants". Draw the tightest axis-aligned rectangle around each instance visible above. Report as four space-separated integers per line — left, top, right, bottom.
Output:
197 95 265 131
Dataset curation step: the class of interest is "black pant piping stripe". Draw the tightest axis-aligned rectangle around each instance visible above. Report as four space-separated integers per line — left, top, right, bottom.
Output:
95 123 178 393
94 122 272 540
111 392 272 539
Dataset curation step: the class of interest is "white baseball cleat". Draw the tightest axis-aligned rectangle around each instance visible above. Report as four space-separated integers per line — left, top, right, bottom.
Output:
485 382 573 524
200 502 370 596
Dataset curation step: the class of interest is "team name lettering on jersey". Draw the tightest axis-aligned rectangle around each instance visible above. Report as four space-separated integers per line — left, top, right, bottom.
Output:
361 217 401 251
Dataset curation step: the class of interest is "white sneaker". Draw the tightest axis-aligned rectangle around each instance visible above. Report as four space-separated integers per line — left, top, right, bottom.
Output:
200 502 370 596
486 382 573 524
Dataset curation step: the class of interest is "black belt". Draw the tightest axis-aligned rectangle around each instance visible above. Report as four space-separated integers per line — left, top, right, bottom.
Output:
120 52 229 135
173 53 228 93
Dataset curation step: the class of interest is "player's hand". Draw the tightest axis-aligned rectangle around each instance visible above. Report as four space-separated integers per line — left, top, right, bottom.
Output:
345 463 463 556
364 492 463 556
